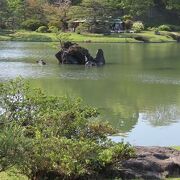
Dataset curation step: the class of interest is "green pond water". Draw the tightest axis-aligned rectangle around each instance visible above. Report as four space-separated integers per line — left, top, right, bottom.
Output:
0 41 180 146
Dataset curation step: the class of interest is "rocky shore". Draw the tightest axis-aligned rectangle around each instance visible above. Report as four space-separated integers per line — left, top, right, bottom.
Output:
102 146 180 180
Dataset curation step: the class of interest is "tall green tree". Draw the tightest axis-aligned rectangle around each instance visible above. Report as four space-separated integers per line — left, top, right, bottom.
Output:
0 0 8 28
166 0 180 10
25 0 46 21
43 0 72 30
69 0 112 31
109 0 154 16
6 0 27 29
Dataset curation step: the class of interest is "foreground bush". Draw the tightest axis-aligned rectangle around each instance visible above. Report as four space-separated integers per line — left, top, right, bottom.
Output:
0 78 134 179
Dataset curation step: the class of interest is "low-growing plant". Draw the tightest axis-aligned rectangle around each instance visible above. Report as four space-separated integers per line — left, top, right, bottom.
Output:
147 26 157 31
48 26 59 33
21 19 44 31
36 26 48 33
158 25 172 31
48 21 60 29
76 23 90 34
132 21 144 33
0 78 135 179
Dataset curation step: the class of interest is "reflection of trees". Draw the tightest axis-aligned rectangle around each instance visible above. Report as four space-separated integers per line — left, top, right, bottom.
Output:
142 105 180 127
28 42 180 133
102 103 139 133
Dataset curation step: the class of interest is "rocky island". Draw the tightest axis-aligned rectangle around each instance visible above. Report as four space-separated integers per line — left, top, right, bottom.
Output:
55 42 105 67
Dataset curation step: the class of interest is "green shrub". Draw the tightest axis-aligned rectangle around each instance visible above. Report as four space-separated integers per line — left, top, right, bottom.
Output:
168 25 180 32
36 26 48 33
132 21 144 33
124 20 133 30
158 25 171 31
48 26 59 33
48 21 60 29
76 23 90 34
0 78 134 179
146 26 157 31
122 15 133 21
21 19 44 31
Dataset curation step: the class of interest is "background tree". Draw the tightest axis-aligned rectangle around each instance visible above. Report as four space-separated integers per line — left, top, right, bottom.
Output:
121 0 154 16
69 0 113 33
0 0 8 28
25 0 46 22
166 0 180 11
5 0 27 30
43 0 71 31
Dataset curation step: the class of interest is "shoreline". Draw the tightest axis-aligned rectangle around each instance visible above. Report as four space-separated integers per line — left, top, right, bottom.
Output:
0 40 177 43
0 30 179 43
0 146 179 179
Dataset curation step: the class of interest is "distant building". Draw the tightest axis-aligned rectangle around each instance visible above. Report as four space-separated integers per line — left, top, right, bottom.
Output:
110 18 125 32
71 18 126 33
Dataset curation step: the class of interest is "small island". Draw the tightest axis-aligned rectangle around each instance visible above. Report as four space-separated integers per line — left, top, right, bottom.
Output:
55 41 105 66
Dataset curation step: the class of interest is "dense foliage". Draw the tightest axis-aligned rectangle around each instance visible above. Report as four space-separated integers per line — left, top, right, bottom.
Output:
132 21 144 32
0 78 134 179
0 0 180 30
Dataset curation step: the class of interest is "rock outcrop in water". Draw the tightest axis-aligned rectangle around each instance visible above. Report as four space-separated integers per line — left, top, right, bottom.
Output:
55 42 105 66
103 146 180 180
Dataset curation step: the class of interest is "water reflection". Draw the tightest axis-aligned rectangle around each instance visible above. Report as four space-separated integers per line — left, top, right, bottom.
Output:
142 105 180 126
0 42 180 145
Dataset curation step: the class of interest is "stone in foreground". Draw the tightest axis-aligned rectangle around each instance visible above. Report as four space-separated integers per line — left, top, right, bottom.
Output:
108 146 180 180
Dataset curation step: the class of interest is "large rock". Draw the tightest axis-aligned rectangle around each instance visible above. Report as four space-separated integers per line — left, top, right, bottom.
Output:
109 146 180 179
95 49 105 66
55 42 105 66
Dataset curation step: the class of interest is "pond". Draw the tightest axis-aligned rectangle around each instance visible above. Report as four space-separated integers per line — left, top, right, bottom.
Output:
0 41 180 146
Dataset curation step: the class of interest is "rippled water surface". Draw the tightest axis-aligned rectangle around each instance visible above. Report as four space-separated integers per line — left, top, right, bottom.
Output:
0 41 180 146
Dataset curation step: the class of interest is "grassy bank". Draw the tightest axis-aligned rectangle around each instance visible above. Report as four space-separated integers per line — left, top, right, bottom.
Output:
0 30 178 43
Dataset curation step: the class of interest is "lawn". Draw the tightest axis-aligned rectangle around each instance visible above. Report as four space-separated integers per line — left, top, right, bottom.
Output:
0 30 177 43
